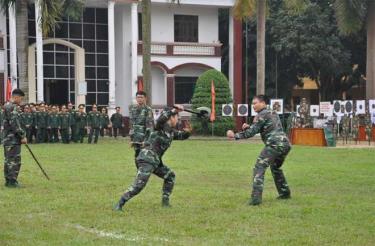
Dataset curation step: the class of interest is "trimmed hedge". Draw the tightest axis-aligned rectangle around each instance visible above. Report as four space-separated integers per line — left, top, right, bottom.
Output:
191 69 235 136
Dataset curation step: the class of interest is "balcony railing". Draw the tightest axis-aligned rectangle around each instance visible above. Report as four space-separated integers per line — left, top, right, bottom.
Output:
137 41 222 57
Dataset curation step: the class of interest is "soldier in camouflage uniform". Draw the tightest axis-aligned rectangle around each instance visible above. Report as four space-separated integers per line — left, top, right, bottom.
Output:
3 89 27 187
341 114 350 144
364 108 373 144
21 105 34 143
35 103 48 143
351 112 359 143
59 105 71 144
114 105 191 211
227 95 291 206
47 105 60 143
75 104 88 143
100 107 111 137
128 91 154 165
88 104 101 144
67 102 77 142
110 107 124 138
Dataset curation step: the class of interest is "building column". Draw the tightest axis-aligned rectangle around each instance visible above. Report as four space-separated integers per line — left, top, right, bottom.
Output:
108 0 116 115
166 74 175 106
366 1 375 99
35 0 44 102
131 2 139 104
8 4 17 91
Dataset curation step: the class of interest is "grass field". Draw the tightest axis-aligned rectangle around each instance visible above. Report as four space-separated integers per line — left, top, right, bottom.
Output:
0 138 374 245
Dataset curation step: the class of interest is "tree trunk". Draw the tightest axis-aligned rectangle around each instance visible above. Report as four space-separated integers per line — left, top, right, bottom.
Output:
142 0 152 103
256 0 266 95
366 1 375 99
16 0 29 101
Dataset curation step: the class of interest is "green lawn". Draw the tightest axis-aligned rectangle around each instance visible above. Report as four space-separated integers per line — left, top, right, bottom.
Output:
0 138 374 246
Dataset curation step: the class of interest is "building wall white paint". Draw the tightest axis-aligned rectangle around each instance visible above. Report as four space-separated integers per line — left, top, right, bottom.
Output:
114 5 133 115
150 5 219 43
151 67 166 105
0 11 7 95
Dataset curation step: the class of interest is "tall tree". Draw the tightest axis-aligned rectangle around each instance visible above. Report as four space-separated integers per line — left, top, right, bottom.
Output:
141 0 152 103
334 0 375 99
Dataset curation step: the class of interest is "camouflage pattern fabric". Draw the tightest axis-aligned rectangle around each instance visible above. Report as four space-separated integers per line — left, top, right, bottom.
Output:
2 102 25 185
234 108 291 202
118 109 189 205
364 113 372 142
352 115 359 141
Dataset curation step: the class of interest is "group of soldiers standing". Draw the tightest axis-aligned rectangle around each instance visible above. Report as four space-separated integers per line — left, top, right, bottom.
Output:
0 101 125 145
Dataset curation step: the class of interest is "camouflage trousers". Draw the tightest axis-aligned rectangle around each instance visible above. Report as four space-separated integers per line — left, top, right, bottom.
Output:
120 160 175 204
3 145 21 184
133 144 142 168
251 144 291 200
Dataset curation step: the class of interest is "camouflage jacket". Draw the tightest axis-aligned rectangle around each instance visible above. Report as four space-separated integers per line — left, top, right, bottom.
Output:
129 105 154 143
110 113 123 128
59 112 71 129
2 102 25 146
48 113 60 128
88 111 101 128
137 111 190 167
0 108 3 128
235 108 290 151
35 111 48 128
75 112 88 129
100 113 110 128
21 112 34 128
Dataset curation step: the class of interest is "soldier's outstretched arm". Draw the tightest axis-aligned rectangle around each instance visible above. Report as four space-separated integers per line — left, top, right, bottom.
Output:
234 116 265 140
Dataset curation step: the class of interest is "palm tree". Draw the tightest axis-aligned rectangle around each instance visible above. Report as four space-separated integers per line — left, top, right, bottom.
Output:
141 0 152 103
0 0 83 101
334 0 375 99
233 0 307 96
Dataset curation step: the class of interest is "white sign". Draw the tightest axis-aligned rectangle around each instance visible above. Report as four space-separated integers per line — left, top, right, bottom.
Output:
310 105 320 117
270 99 284 114
343 100 353 115
333 100 343 117
0 49 5 73
319 102 333 116
369 100 375 114
250 106 257 116
222 104 233 117
237 104 248 116
356 100 366 114
296 105 300 117
78 81 87 95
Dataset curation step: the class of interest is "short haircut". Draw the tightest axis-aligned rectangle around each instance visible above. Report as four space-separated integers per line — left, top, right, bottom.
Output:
253 95 269 104
136 91 147 97
78 104 85 108
12 89 25 97
115 106 120 110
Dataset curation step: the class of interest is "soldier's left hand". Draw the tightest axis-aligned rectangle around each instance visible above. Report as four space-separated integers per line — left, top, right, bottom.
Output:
21 138 27 144
242 123 250 130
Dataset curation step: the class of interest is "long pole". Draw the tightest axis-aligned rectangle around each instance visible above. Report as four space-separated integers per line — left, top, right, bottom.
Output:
25 144 50 180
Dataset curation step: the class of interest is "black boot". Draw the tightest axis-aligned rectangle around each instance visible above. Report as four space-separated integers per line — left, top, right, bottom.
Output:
6 180 20 188
277 192 291 200
162 196 171 207
113 197 126 212
249 196 262 206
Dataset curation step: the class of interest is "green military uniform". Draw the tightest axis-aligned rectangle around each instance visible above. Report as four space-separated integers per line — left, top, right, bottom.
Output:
0 107 4 144
21 111 34 143
59 112 71 144
48 112 60 143
128 105 154 161
68 109 77 142
115 109 190 210
35 111 48 143
3 102 25 186
75 112 87 143
352 114 359 142
88 111 101 144
234 108 291 205
110 112 124 138
364 112 372 144
100 112 110 137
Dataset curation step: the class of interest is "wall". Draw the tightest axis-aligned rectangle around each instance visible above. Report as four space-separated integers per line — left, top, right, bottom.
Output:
151 67 166 105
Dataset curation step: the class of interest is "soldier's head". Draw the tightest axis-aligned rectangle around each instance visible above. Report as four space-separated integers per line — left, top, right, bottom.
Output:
156 109 179 130
11 89 25 105
136 91 147 106
51 105 57 113
39 103 45 112
61 105 67 112
78 104 85 113
101 107 107 114
92 104 98 112
24 105 30 113
252 95 268 113
115 106 121 113
67 102 73 110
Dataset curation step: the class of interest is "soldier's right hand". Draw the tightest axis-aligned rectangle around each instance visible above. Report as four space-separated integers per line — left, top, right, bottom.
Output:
21 138 27 144
242 123 250 130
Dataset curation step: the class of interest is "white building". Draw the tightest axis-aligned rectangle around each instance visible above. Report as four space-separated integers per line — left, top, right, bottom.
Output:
0 0 243 118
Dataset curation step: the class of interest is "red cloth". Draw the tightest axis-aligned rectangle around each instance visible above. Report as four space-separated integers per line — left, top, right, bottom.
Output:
210 80 216 122
137 78 144 92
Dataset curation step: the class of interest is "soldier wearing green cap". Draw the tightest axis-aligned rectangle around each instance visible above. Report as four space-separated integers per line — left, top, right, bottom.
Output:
75 104 88 143
59 105 71 144
88 104 101 144
47 105 60 143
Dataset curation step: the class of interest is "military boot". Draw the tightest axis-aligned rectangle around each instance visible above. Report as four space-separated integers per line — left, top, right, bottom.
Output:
162 196 170 207
6 180 20 188
113 197 126 212
249 196 262 206
277 192 291 200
